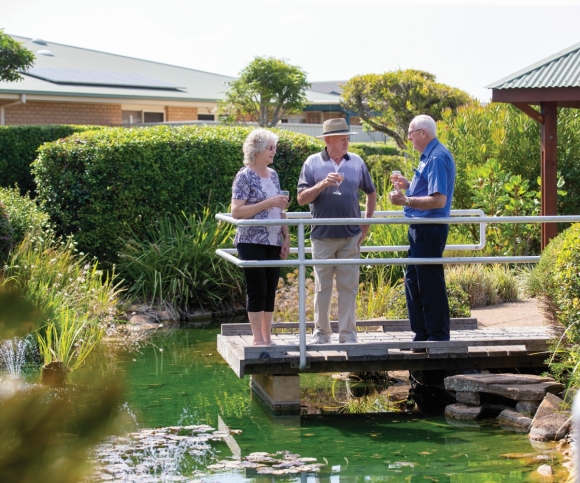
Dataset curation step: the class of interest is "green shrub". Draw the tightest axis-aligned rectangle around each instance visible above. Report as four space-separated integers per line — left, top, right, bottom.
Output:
0 125 101 195
0 186 53 245
116 208 244 312
0 201 13 264
33 125 322 264
380 279 470 319
537 223 580 337
349 141 400 158
364 154 411 187
445 265 498 307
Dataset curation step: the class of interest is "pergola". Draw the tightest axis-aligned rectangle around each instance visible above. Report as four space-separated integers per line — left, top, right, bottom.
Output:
486 41 580 248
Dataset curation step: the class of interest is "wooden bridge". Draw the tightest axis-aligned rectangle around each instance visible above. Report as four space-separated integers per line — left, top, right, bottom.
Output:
217 319 553 414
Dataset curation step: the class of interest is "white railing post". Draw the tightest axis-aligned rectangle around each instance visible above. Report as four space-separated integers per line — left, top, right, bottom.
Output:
298 222 307 369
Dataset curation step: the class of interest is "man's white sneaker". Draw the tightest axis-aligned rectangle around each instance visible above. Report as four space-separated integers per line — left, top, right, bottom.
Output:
310 333 331 344
340 338 358 344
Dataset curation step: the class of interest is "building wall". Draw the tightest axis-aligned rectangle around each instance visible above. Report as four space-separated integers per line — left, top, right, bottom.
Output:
166 106 198 122
0 101 122 125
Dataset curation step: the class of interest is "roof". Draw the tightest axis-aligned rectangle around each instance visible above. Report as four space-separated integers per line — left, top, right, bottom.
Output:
486 41 580 90
309 81 345 96
1 35 339 104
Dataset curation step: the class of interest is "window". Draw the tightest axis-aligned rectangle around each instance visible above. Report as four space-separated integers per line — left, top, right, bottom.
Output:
198 114 215 121
144 112 164 123
122 110 165 124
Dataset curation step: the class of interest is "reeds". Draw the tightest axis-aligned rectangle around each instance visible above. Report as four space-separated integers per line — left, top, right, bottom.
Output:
117 208 243 313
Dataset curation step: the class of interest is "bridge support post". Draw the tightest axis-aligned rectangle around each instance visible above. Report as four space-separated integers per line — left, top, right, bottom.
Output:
251 374 301 415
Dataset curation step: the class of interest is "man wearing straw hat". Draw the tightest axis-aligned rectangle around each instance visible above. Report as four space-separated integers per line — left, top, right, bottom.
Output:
297 118 376 344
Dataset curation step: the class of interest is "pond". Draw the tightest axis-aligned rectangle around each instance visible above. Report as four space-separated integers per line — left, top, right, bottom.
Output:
74 325 563 481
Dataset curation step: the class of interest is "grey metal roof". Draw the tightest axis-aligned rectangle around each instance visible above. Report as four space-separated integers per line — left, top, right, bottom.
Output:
1 35 339 104
309 81 345 96
486 41 580 90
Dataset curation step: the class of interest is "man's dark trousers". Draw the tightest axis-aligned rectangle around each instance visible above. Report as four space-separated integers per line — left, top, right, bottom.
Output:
405 223 450 342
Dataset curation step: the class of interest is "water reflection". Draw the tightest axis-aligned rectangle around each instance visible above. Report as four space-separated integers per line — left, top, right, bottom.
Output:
88 326 560 482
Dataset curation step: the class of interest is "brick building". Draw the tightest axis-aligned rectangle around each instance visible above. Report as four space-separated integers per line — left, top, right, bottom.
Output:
0 35 346 127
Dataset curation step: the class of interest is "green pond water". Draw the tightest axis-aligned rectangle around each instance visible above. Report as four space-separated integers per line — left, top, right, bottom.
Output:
83 325 561 482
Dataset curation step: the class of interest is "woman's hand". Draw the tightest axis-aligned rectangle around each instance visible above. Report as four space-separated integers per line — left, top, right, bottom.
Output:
268 195 288 210
280 236 291 259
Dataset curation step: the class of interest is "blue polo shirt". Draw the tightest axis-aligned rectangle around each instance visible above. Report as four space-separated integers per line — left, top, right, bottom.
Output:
404 138 455 219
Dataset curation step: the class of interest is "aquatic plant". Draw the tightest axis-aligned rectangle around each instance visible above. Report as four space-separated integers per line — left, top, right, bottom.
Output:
37 308 104 383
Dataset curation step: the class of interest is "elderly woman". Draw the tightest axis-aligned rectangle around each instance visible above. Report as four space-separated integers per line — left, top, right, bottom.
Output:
231 129 290 346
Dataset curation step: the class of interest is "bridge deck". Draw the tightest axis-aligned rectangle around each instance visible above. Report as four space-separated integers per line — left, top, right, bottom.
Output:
217 319 552 377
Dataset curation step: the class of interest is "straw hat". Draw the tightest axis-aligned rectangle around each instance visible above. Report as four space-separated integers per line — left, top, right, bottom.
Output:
316 118 358 138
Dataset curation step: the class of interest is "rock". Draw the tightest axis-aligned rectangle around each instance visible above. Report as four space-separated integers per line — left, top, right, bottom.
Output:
158 309 179 322
444 374 563 401
497 409 532 432
516 400 539 417
186 310 213 321
529 413 571 442
536 464 553 477
444 403 482 420
533 393 565 423
445 374 555 392
127 314 159 331
456 391 480 406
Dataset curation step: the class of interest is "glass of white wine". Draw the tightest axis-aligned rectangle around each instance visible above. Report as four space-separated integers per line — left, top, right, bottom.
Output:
280 190 289 213
333 172 344 195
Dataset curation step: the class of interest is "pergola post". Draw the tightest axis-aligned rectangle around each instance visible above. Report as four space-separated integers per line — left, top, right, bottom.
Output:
540 102 558 248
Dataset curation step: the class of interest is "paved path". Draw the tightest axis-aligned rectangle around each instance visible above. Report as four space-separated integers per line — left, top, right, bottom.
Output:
471 298 548 330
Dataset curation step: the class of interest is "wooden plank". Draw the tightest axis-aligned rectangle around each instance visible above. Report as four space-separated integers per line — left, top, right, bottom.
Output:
469 346 508 357
220 317 479 335
324 350 347 361
428 347 468 355
217 335 243 378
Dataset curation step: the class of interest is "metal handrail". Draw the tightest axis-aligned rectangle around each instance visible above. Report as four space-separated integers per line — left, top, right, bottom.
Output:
216 211 580 369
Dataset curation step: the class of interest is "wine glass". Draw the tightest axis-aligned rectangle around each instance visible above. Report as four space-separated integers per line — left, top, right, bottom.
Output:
392 170 402 189
333 172 344 195
280 190 289 213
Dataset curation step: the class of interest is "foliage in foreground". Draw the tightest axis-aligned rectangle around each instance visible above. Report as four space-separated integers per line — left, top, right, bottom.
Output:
117 209 243 313
0 286 125 483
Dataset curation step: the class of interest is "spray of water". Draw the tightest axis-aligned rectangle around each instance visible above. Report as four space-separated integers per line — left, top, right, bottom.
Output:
0 336 33 376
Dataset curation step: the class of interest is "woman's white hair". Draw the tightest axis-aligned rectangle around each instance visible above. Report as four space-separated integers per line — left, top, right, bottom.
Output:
411 115 437 137
242 129 278 166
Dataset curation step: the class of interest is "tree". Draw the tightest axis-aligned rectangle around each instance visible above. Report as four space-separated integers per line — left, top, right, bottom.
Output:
0 30 35 82
341 69 473 150
220 56 310 127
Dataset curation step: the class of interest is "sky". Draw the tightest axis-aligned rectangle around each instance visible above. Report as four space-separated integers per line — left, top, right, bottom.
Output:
2 0 580 102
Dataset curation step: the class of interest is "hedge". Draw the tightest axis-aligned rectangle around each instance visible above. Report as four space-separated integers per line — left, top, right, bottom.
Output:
536 223 580 340
0 125 102 195
33 125 325 263
349 141 400 158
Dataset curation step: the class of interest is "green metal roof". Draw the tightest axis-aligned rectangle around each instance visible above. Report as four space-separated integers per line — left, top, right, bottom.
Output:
487 41 580 90
1 35 339 104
